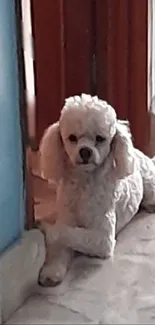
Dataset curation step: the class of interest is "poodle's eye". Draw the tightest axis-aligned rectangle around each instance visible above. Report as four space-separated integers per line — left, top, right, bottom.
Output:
96 135 105 143
68 134 77 143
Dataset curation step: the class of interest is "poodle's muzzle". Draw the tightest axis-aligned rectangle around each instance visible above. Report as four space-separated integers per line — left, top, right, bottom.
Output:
79 147 93 164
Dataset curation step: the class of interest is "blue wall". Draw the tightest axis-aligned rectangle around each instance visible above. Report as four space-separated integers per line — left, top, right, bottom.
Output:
0 0 25 253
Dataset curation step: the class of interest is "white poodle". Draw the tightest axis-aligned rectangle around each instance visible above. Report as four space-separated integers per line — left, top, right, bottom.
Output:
38 94 155 287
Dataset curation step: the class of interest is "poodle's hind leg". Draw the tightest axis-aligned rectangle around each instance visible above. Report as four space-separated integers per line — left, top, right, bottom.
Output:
141 201 155 213
141 183 155 213
38 242 74 287
140 156 155 213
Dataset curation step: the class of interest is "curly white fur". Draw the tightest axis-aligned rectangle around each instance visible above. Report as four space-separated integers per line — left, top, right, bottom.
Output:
38 94 155 287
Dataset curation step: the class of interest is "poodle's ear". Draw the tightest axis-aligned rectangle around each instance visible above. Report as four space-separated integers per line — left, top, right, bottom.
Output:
112 120 135 179
39 122 65 183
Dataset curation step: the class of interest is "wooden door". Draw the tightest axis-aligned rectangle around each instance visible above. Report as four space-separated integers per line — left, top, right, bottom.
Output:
95 0 148 152
32 0 148 152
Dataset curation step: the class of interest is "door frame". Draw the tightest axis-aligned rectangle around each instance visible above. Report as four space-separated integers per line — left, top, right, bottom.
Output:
15 0 35 229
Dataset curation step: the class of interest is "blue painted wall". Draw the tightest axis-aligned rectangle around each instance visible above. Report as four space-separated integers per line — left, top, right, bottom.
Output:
0 0 25 253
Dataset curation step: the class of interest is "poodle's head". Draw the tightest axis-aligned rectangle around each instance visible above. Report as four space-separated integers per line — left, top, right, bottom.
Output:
60 94 117 171
40 94 135 182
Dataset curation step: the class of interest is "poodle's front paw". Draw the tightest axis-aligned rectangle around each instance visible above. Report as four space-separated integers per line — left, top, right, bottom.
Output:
38 263 67 287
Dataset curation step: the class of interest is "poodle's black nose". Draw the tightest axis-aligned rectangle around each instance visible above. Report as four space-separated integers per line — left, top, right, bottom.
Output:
79 147 92 163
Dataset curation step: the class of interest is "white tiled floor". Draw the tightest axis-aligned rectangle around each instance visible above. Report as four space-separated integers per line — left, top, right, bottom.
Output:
6 294 93 324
